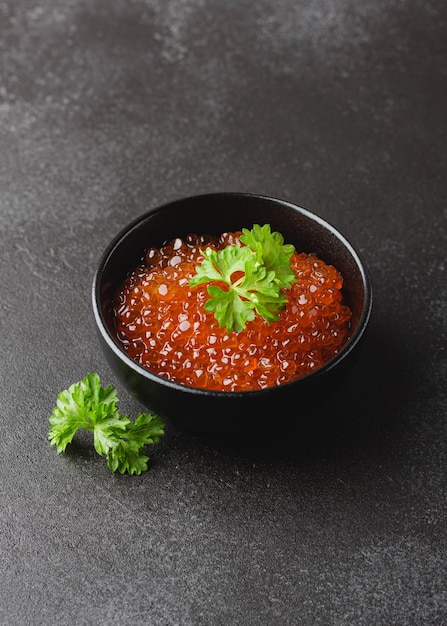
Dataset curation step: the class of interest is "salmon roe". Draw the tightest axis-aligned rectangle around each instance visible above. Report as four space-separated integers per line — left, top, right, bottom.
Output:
113 232 352 391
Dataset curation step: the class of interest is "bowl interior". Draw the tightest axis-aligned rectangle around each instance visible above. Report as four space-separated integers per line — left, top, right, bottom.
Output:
94 192 372 397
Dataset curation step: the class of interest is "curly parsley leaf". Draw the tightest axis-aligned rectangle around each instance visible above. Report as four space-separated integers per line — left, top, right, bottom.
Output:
107 412 165 475
189 244 255 287
203 284 256 333
240 223 297 289
48 374 164 475
189 224 296 333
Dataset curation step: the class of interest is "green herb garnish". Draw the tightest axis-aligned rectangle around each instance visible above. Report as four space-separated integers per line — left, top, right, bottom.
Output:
189 224 297 333
48 373 164 475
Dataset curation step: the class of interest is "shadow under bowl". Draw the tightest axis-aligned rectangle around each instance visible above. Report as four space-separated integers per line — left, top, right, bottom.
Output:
92 193 373 436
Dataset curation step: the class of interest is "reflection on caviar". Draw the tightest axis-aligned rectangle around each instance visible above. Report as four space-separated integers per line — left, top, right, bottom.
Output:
113 232 352 391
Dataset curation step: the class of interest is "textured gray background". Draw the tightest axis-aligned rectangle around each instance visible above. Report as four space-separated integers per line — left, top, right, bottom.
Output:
1 1 446 624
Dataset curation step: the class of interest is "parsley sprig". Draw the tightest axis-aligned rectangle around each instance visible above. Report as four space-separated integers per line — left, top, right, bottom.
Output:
189 224 297 333
48 373 164 475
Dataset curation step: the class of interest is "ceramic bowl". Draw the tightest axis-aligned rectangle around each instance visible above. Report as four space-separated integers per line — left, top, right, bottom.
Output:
92 193 373 435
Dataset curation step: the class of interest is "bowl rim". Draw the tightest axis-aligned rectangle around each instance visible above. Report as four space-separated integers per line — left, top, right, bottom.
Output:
92 192 373 399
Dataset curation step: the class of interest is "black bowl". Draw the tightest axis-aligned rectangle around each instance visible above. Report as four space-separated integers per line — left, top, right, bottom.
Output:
92 193 372 435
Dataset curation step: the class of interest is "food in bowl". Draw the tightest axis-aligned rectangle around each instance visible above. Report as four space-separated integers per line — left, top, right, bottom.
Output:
113 224 352 392
92 193 372 434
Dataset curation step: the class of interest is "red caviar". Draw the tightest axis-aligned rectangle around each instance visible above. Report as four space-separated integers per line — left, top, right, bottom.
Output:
113 232 352 391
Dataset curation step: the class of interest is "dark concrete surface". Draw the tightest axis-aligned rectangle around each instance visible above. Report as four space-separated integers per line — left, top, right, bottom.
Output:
1 1 446 624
